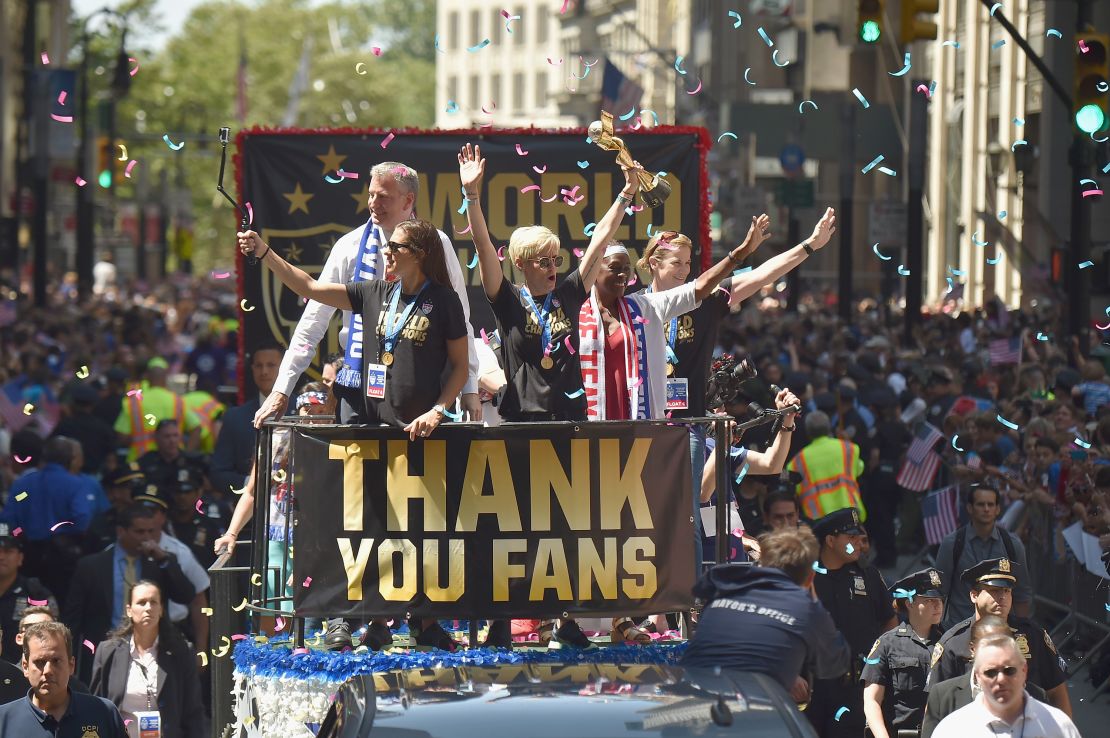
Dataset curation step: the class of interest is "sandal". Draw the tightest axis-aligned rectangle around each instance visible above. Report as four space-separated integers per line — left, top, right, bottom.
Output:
611 617 652 646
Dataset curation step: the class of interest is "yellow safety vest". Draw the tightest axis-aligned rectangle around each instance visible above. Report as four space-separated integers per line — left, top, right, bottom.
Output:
184 391 225 454
790 436 867 522
122 388 185 461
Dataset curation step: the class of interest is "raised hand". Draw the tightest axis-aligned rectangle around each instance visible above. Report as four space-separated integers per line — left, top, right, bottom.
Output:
809 207 837 250
237 230 266 257
458 143 486 193
746 213 772 251
621 160 644 194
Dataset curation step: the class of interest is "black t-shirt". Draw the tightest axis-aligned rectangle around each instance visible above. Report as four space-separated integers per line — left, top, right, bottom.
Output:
489 272 588 420
346 280 467 427
671 281 731 417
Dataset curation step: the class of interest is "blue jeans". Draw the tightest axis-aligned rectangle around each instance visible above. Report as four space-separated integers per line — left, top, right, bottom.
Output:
688 424 707 577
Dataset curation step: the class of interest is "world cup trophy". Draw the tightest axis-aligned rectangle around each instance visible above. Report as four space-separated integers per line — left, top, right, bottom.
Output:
587 111 672 209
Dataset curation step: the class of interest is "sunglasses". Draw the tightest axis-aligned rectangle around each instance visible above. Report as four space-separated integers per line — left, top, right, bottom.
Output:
655 230 679 243
981 666 1020 679
382 241 414 253
530 255 564 269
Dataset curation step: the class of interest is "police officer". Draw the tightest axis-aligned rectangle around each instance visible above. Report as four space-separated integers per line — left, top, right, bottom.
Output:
927 557 1072 717
861 568 945 738
681 526 850 694
808 507 898 738
0 523 57 665
165 475 224 570
136 418 207 494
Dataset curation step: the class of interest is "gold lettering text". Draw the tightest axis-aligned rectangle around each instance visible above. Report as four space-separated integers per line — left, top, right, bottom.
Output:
492 539 528 601
377 538 417 601
456 441 522 531
598 439 654 529
329 441 380 531
385 440 447 531
529 439 590 531
336 537 374 601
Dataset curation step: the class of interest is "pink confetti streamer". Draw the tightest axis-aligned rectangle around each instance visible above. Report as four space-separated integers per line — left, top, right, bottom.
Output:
455 223 473 234
338 169 358 179
371 46 382 56
12 528 21 537
126 389 143 397
560 0 570 13
573 248 584 257
27 598 48 606
633 316 648 324
50 114 73 123
13 455 31 464
515 143 529 156
128 57 139 76
686 78 703 95
124 160 137 178
292 647 310 656
210 271 231 279
195 499 204 514
57 91 67 105
540 192 559 203
50 521 73 532
481 328 491 344
302 577 313 587
1082 189 1104 198
246 202 254 224
40 52 49 64
497 245 506 261
75 176 87 187
916 84 931 98
231 634 248 641
481 102 498 114
533 165 547 174
275 617 286 631
563 336 576 354
83 639 95 654
380 132 395 148
520 184 541 193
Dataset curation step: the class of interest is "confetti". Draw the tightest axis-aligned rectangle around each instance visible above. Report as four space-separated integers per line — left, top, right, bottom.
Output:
564 336 577 355
916 83 932 98
1011 139 1028 152
126 389 142 398
576 160 590 169
861 155 885 174
893 588 917 601
877 166 898 176
812 562 828 574
674 55 687 75
863 656 882 665
942 40 961 48
992 39 1006 49
1082 189 1104 198
1075 438 1092 449
798 100 818 114
195 499 204 514
466 253 479 269
445 100 459 114
852 88 870 108
57 90 67 105
355 62 367 75
197 652 208 667
889 53 912 76
434 34 445 52
497 245 506 261
1036 332 1049 341
49 114 73 123
467 39 491 52
76 365 89 379
117 143 127 161
49 521 73 532
1013 117 1025 126
455 223 473 235
996 414 1019 430
573 247 585 257
971 231 989 246
897 264 911 276
14 493 28 502
583 222 596 237
728 10 741 28
11 528 20 537
163 134 184 151
22 404 33 415
231 598 250 612
272 469 287 483
989 2 1002 16
84 639 95 654
302 576 313 587
212 637 231 657
41 52 49 64
743 67 757 85
13 455 31 464
734 462 749 485
481 102 497 114
144 414 156 427
835 707 850 722
998 210 1007 220
845 543 855 555
565 388 585 398
952 435 965 451
124 160 137 178
1079 40 1090 54
246 201 254 224
380 132 395 148
1046 29 1062 39
128 57 139 76
772 50 790 67
324 172 345 184
27 598 48 606
717 132 738 143
757 27 774 47
1078 260 1094 269
75 176 87 187
533 164 548 174
686 78 703 95
986 251 1004 265
240 299 255 312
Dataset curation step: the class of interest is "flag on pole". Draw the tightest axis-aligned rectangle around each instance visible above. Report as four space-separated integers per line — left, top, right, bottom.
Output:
988 336 1022 365
907 422 944 464
897 449 942 492
236 32 248 124
282 36 313 128
600 58 643 117
922 485 960 545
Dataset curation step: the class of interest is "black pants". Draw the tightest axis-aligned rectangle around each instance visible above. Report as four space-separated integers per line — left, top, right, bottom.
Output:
806 675 865 738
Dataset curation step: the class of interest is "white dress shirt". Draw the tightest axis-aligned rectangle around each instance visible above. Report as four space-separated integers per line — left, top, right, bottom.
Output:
273 222 479 397
932 692 1081 738
157 532 209 623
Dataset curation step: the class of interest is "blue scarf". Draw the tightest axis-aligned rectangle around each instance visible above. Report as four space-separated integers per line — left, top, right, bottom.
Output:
334 221 381 390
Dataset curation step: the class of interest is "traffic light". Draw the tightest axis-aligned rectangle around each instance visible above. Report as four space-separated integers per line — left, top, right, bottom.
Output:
901 0 939 45
96 136 117 189
858 0 884 44
1074 33 1109 134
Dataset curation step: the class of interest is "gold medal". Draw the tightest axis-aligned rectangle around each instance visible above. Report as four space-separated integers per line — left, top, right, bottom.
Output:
666 362 675 376
540 355 554 370
381 351 394 366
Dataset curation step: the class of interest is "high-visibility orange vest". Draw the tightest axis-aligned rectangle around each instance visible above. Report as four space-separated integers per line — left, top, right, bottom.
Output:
791 436 867 522
126 391 185 461
184 391 225 454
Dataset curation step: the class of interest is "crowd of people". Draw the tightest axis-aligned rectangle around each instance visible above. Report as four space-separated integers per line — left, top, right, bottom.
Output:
0 146 1105 737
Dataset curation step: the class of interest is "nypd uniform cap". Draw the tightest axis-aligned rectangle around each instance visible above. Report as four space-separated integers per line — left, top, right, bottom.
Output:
812 507 865 540
0 522 21 550
890 568 944 599
961 557 1016 589
103 465 145 488
132 483 169 510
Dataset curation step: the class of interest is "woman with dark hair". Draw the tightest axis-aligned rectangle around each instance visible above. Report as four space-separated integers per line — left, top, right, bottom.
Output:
238 219 469 439
90 580 204 738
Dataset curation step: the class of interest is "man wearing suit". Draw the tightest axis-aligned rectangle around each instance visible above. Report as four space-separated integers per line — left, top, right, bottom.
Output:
63 504 195 681
208 343 282 495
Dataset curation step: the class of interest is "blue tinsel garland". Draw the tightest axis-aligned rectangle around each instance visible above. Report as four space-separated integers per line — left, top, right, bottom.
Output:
233 636 688 681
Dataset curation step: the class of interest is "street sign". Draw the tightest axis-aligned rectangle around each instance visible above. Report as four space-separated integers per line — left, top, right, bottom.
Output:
777 179 814 208
868 201 907 245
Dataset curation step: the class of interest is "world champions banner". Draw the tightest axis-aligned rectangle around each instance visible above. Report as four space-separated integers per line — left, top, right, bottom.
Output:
236 127 710 394
291 422 695 618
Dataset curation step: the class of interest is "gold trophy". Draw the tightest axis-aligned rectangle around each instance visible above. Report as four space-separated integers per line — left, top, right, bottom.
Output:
587 110 672 209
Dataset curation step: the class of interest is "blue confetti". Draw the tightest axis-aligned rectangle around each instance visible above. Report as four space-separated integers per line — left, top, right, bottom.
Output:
835 707 850 722
445 100 460 114
893 588 917 602
728 10 741 28
949 266 966 276
877 166 898 176
717 132 738 143
757 27 774 47
1046 29 1062 39
743 67 757 85
873 243 892 261
989 2 1002 17
992 39 1006 49
1080 178 1099 187
986 252 1004 265
324 173 345 184
1078 260 1094 269
889 53 911 77
853 88 871 109
577 160 590 169
466 253 478 269
845 543 855 555
441 406 462 421
162 134 184 151
1075 438 1092 449
997 414 1020 431
618 106 637 121
735 463 750 485
1103 163 1110 174
942 40 961 48
583 222 596 237
798 100 818 114
971 231 989 246
862 155 885 174
1013 117 1025 126
467 39 491 52
813 562 828 575
897 264 911 276
640 109 660 126
1036 332 1049 341
565 388 585 399
732 267 752 275
434 34 446 53
1011 139 1028 152
946 277 955 293
952 435 964 451
772 50 790 67
674 56 687 75
998 210 1007 220
863 656 881 665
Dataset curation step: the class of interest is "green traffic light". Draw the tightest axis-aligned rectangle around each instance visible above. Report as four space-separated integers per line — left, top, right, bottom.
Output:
1076 103 1107 134
860 20 881 44
98 170 112 188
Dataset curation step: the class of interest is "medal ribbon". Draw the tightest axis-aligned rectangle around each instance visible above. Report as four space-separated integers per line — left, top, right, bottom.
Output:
520 287 555 358
335 221 380 389
381 280 430 358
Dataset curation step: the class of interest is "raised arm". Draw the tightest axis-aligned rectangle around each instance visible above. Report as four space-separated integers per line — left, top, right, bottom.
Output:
730 207 837 303
580 163 641 290
238 230 352 311
693 217 776 301
459 144 503 301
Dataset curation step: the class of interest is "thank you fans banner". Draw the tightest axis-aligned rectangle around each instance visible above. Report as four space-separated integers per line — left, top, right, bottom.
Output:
291 423 694 618
236 127 709 393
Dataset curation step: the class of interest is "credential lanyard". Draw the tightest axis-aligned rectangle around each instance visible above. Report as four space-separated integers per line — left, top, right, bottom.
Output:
381 280 430 356
520 287 555 354
646 285 679 366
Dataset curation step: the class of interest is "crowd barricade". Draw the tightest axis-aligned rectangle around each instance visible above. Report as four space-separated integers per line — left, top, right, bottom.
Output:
208 416 741 733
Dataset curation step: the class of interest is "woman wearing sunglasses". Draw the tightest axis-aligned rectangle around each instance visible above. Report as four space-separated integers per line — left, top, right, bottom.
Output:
458 143 640 422
237 220 468 441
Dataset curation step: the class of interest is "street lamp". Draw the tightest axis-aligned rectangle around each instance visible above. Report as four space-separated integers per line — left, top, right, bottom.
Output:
75 7 129 300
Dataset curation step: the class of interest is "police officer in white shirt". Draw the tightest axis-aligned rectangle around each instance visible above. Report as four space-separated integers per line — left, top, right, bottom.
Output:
932 634 1080 738
252 161 481 427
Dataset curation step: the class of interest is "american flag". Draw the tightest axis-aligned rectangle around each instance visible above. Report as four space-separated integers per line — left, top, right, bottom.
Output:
907 422 944 464
600 58 644 117
897 449 942 492
988 336 1022 365
922 486 961 545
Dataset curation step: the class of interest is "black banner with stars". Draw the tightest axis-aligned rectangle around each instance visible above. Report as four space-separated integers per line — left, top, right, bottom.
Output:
235 127 709 395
